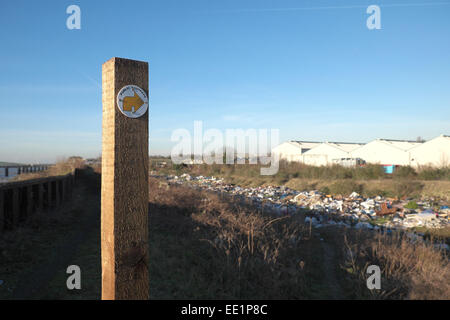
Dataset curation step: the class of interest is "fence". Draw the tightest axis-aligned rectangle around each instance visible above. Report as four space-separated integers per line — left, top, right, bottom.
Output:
0 172 75 232
0 165 50 178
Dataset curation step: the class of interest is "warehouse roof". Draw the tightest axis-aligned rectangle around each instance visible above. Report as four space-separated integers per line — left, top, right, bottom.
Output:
288 141 322 149
375 139 423 151
324 142 365 152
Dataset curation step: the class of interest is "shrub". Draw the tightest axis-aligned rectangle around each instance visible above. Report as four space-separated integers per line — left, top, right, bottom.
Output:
417 166 450 180
404 201 419 210
393 166 417 179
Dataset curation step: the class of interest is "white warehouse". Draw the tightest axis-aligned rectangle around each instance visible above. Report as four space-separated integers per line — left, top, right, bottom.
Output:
350 139 422 166
272 135 450 167
272 141 321 162
302 142 364 166
409 135 450 167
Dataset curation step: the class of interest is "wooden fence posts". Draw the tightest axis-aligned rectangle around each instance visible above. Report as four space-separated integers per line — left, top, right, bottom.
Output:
0 173 75 232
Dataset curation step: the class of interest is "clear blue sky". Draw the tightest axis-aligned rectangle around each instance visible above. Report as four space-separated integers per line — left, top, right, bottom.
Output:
0 0 449 163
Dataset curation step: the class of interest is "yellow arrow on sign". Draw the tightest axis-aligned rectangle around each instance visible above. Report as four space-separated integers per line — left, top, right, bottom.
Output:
122 90 144 113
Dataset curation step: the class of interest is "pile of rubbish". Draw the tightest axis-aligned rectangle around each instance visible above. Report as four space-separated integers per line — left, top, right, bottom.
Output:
157 173 450 232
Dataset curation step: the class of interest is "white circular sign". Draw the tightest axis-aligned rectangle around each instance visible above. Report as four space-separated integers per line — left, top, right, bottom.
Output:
117 85 149 118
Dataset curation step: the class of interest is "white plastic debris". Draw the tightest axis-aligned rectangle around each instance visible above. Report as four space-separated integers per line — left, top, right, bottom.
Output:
164 173 449 231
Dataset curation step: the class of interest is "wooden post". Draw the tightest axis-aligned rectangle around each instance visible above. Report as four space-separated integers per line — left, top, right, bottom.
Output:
101 57 149 300
38 183 44 211
5 167 8 177
61 179 66 202
47 181 52 209
55 180 60 207
0 189 4 231
26 186 33 218
12 188 19 228
66 177 71 200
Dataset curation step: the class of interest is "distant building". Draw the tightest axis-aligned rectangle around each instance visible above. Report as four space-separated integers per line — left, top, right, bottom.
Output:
302 142 364 166
409 135 450 167
272 141 321 162
272 136 450 167
350 139 422 166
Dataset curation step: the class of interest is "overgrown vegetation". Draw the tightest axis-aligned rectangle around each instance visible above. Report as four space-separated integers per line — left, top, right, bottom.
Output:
404 201 419 210
148 177 449 299
150 158 450 199
1 168 448 299
151 157 450 181
334 229 450 299
148 178 317 299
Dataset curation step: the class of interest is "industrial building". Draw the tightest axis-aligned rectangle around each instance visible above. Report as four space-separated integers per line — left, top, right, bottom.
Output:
272 135 449 167
409 135 450 167
272 141 321 162
350 139 422 166
302 142 364 166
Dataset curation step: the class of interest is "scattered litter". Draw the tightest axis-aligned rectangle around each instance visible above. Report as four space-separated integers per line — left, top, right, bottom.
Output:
158 173 450 233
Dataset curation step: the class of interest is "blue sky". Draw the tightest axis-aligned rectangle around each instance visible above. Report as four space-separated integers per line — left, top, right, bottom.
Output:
0 0 449 163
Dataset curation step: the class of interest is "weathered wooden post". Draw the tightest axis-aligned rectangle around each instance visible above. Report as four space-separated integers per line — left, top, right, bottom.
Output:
12 188 19 228
54 181 60 207
101 57 149 300
37 183 44 211
5 167 9 177
61 179 66 202
66 176 71 200
26 185 33 217
0 189 4 231
47 181 52 209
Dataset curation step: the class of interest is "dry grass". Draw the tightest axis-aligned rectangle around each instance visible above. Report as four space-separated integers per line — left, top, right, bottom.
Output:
149 177 450 299
148 177 317 299
335 229 450 299
0 169 99 299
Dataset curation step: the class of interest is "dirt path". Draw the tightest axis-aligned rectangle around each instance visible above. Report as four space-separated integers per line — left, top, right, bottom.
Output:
320 239 344 299
8 170 100 299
